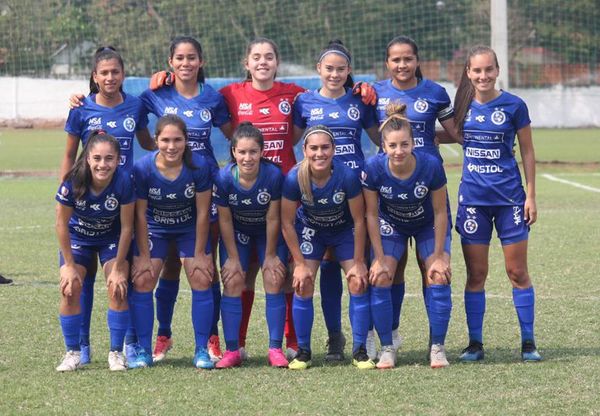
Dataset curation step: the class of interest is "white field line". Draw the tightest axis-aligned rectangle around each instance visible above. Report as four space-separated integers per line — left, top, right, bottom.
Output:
0 225 46 231
542 173 600 193
441 144 459 156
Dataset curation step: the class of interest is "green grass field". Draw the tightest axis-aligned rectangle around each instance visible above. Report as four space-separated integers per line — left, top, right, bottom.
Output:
1 129 599 415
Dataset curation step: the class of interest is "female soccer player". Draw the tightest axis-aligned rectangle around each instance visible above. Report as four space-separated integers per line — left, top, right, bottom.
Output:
61 46 153 365
213 122 289 368
453 45 541 362
368 35 459 358
292 39 380 362
55 131 135 372
363 103 452 369
130 115 215 369
281 125 373 370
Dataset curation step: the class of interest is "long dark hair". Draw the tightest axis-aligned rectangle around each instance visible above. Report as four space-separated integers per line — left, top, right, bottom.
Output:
386 35 423 81
318 39 354 89
244 37 280 81
89 46 124 94
169 36 205 83
64 131 121 200
453 45 499 134
154 114 196 169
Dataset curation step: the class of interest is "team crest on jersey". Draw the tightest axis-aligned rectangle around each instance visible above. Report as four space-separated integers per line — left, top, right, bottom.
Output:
184 183 195 199
300 242 313 255
379 219 393 236
463 218 478 234
237 232 250 245
279 100 291 115
491 109 506 125
333 191 345 204
257 191 271 205
104 196 119 211
414 99 429 113
414 183 428 199
347 106 360 121
123 117 136 132
200 109 212 122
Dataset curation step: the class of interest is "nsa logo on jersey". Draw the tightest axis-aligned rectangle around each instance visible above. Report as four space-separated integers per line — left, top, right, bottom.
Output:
123 117 136 132
414 182 428 199
104 196 119 211
347 106 360 121
279 100 291 115
199 109 212 122
414 99 429 113
257 191 271 205
491 109 506 125
184 183 195 198
333 191 345 204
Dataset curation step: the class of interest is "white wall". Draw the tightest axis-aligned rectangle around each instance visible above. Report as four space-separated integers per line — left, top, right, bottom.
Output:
1 77 599 128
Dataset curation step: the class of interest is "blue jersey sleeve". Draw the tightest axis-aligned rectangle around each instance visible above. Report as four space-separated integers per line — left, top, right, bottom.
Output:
116 170 136 205
139 89 158 117
213 167 230 207
64 107 83 137
270 166 284 201
211 92 231 128
191 155 213 193
55 181 75 207
361 103 378 130
361 157 380 191
292 95 307 129
513 97 531 131
133 160 149 200
429 158 447 191
434 86 454 122
343 167 362 199
282 168 301 201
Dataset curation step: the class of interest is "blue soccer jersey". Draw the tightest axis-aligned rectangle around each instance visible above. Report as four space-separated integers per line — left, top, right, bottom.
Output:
282 160 362 232
374 79 454 161
140 84 230 165
213 160 284 236
133 151 213 236
64 93 149 172
458 91 531 206
55 168 135 245
293 88 377 170
362 152 446 233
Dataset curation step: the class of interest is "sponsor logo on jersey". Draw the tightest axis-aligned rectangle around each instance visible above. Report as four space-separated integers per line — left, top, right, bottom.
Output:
318 198 328 204
237 232 250 245
188 141 207 151
90 203 101 211
513 206 522 226
119 155 126 165
238 103 253 115
335 143 355 155
108 243 117 251
466 207 477 215
107 121 117 128
414 99 428 113
200 109 212 122
410 121 426 133
164 107 178 115
184 184 195 199
413 137 424 147
378 97 390 107
310 108 324 121
300 194 314 206
467 163 504 174
89 117 102 126
123 117 136 132
360 170 367 186
228 194 238 206
475 115 486 123
301 226 315 241
166 193 177 200
264 140 284 150
463 130 504 143
347 106 360 121
279 100 291 115
398 193 408 200
414 182 428 199
491 109 506 125
333 192 345 204
242 198 252 205
259 107 270 115
465 147 501 159
149 188 161 200
257 190 271 205
379 219 394 236
463 218 478 234
328 112 340 119
104 196 119 211
254 122 289 136
75 200 86 209
183 110 194 118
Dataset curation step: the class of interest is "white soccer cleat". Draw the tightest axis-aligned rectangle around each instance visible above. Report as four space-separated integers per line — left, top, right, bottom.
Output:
366 330 377 361
56 350 82 372
108 351 127 371
430 343 449 368
376 345 396 369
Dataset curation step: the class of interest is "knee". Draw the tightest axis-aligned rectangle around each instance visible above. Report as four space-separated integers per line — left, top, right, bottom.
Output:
223 274 245 297
348 278 366 295
506 264 530 287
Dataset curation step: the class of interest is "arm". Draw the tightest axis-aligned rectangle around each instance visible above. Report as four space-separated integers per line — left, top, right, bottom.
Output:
59 134 80 180
217 205 244 286
68 93 85 109
281 197 313 292
263 200 286 283
136 128 156 151
132 198 154 281
346 194 368 292
106 202 134 300
55 203 81 296
293 125 305 146
437 118 462 145
427 186 451 283
366 125 381 147
219 122 234 140
517 125 537 225
190 189 214 284
363 188 390 284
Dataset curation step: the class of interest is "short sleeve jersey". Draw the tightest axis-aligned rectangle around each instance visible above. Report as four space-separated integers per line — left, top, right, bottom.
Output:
293 88 377 171
458 91 531 206
64 93 149 172
213 160 284 235
55 169 135 245
140 84 230 165
282 160 362 232
133 151 213 236
220 81 305 174
374 79 454 162
362 152 446 233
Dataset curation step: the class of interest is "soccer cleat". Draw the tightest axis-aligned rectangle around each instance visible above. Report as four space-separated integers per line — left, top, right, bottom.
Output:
56 350 82 372
79 344 91 365
352 346 376 370
459 340 485 362
376 345 396 369
268 348 289 368
392 329 404 352
0 274 13 285
108 351 127 371
521 340 542 362
128 348 153 369
208 335 223 362
366 330 377 361
239 346 249 361
288 348 311 370
430 343 449 368
324 332 346 362
285 347 298 361
216 350 242 369
152 335 173 363
125 343 141 365
193 347 215 370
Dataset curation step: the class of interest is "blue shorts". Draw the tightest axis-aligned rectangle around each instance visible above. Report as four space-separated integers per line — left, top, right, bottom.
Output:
134 230 211 260
455 204 529 246
295 224 355 262
210 202 218 224
59 240 123 269
377 218 451 262
219 231 288 271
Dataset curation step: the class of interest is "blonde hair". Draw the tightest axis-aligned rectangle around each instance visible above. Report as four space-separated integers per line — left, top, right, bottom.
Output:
379 102 413 143
298 125 335 205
